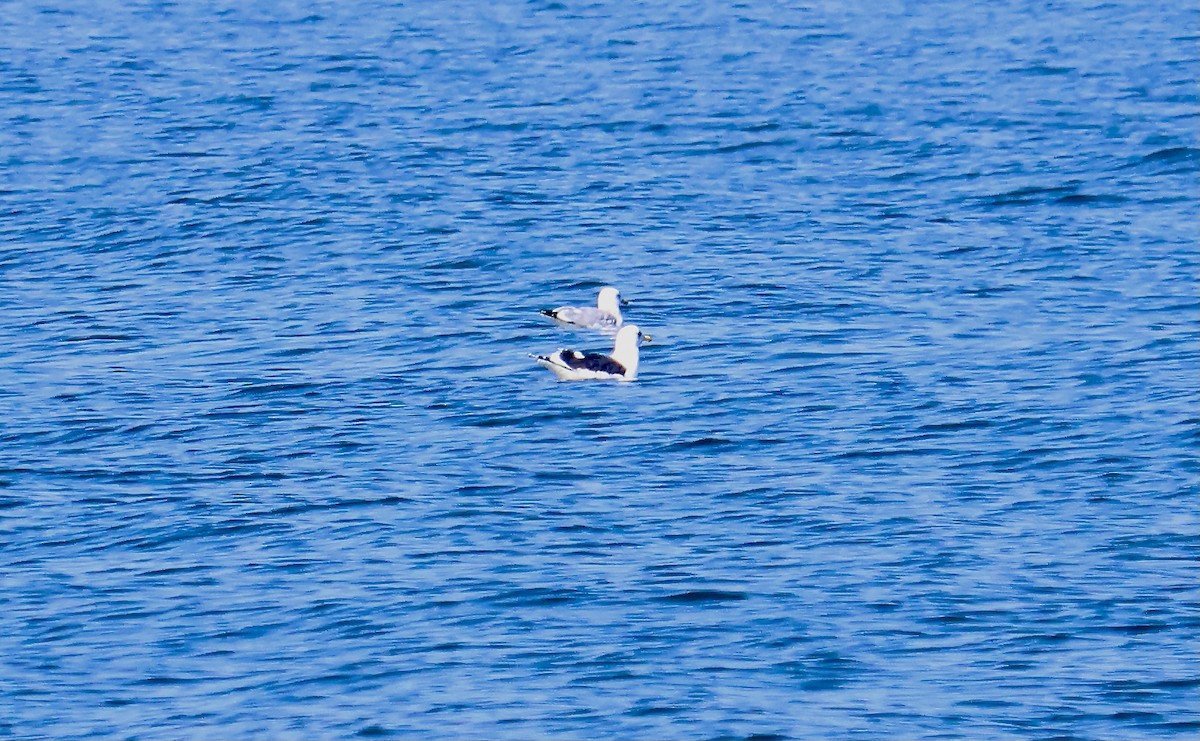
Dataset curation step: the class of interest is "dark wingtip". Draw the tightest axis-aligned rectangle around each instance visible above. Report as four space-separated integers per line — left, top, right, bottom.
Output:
540 309 556 318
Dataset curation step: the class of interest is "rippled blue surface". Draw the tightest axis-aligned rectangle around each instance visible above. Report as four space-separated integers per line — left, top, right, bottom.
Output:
2 1 1198 738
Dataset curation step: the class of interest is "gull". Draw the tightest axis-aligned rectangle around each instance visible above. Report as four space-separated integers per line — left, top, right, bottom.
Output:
540 286 624 332
533 324 644 381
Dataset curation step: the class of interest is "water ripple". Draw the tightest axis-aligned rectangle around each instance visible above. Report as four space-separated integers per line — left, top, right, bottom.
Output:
1 0 1198 739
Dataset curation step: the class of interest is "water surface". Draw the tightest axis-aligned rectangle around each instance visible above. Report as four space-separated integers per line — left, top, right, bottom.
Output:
1 1 1198 738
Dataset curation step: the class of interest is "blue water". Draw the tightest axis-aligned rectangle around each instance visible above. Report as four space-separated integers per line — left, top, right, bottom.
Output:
2 1 1198 738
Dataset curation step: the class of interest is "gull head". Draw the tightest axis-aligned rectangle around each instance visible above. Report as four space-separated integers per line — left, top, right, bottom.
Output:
597 286 622 315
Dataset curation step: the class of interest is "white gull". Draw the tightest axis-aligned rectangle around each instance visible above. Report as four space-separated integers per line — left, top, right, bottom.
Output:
540 286 624 331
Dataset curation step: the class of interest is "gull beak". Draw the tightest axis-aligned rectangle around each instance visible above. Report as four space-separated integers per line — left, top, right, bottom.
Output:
639 332 652 344
620 298 631 307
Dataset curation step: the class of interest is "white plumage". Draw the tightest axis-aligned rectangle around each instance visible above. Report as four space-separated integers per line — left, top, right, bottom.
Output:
541 286 623 331
534 324 643 382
